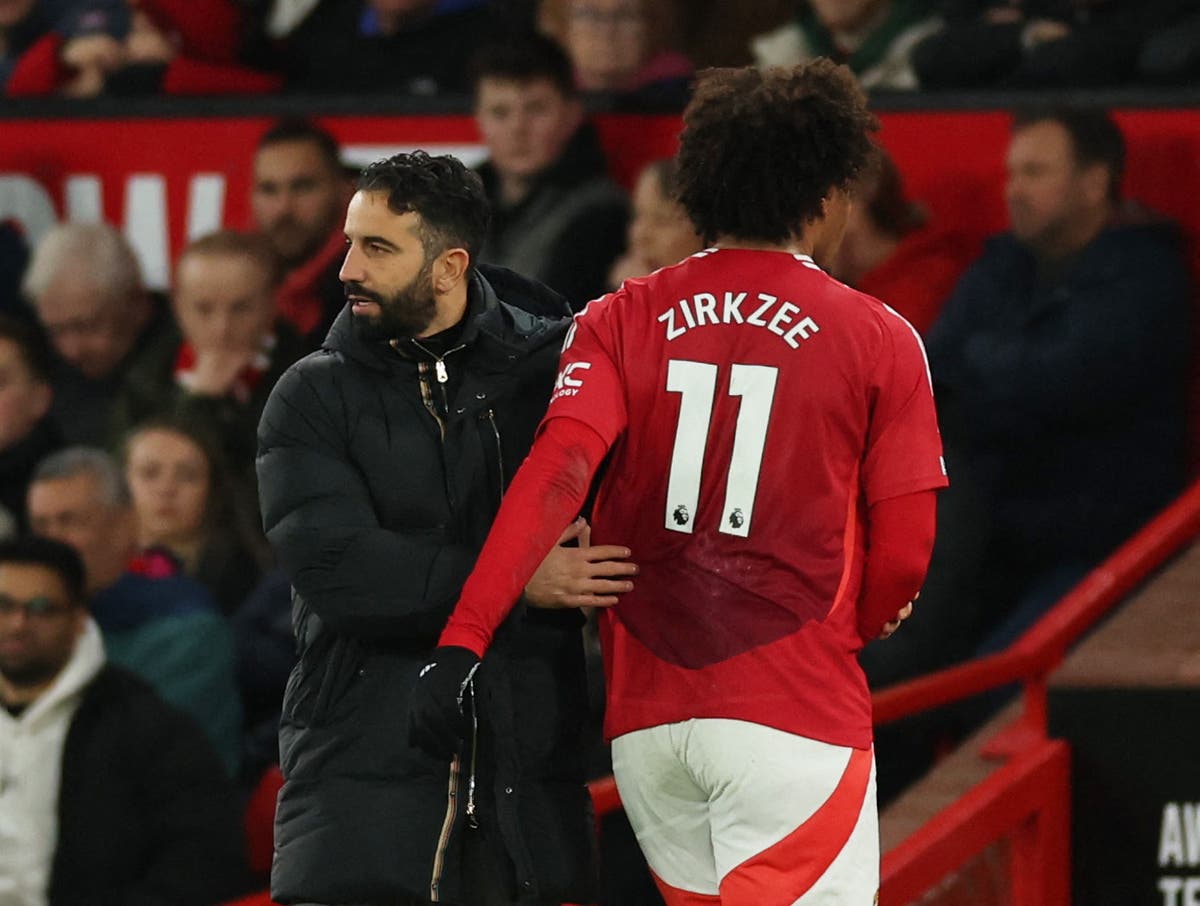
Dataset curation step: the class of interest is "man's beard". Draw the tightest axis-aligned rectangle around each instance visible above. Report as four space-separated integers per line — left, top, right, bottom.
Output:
0 651 68 690
266 213 337 269
347 265 438 341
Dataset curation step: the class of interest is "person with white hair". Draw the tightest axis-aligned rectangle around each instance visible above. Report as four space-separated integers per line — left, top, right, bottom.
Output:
22 222 176 445
26 446 243 776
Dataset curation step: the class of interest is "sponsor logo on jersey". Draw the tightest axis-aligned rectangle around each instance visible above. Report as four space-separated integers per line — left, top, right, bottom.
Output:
552 361 592 400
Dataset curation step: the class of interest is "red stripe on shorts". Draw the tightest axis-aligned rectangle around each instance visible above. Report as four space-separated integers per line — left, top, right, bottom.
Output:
650 869 722 905
718 746 873 905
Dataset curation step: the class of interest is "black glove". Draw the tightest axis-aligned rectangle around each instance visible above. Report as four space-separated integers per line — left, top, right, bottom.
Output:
408 645 481 759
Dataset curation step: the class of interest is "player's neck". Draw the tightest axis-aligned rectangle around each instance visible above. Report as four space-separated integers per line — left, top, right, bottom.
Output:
712 235 813 256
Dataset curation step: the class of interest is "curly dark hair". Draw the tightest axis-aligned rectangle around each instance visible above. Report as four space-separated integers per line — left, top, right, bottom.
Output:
676 60 879 245
357 151 491 268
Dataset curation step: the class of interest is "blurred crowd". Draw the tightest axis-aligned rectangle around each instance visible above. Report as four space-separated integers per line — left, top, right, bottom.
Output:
0 5 1197 903
4 0 1200 100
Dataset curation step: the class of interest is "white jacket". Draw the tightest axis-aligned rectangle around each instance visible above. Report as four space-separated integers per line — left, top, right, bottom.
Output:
0 620 105 906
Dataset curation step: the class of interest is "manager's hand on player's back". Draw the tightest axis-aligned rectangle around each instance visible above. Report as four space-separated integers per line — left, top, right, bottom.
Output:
524 518 637 610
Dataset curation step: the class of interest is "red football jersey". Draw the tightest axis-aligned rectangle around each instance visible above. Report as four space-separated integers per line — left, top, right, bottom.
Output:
545 248 948 749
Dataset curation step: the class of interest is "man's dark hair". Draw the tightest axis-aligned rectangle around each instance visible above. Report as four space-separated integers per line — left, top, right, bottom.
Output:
0 314 52 383
468 32 576 98
257 117 344 175
0 536 87 606
1012 107 1126 202
676 60 879 245
357 151 491 267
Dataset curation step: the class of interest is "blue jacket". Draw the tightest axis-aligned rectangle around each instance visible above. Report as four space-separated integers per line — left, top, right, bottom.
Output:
91 572 243 776
927 219 1192 563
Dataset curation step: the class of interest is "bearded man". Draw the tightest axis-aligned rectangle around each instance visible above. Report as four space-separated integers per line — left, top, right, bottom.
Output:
255 151 637 906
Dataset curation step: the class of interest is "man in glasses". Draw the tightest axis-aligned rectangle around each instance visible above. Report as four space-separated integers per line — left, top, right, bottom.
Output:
0 535 243 904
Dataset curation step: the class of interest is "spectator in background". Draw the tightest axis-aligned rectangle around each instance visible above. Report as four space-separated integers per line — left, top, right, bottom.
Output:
472 33 628 310
926 108 1191 659
607 156 703 290
110 229 307 486
912 0 1192 89
27 447 243 775
252 118 354 347
830 147 971 334
538 0 693 106
279 0 501 95
232 569 293 783
0 221 29 319
1139 9 1200 83
0 0 67 91
0 222 29 319
0 536 245 905
123 418 269 616
752 0 941 91
22 223 176 447
0 317 61 535
5 0 283 97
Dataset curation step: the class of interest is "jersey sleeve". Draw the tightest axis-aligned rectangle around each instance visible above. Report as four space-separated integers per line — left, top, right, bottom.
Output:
863 311 949 504
538 299 628 446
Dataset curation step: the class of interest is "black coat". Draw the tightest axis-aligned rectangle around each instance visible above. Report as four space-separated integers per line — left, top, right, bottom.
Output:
48 666 245 906
257 268 596 905
927 219 1192 564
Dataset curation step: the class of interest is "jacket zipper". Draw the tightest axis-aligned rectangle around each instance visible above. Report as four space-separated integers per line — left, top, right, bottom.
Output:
485 408 505 508
464 671 480 829
429 754 460 901
429 662 482 900
411 339 466 424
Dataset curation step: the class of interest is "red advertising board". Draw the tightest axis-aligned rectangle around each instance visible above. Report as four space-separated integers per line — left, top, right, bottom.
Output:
2 109 1199 287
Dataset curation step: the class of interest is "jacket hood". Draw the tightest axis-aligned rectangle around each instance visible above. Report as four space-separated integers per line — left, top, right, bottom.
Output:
321 265 570 373
15 617 104 730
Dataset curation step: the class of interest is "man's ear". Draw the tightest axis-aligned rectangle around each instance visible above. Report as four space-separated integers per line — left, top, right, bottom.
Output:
433 248 471 294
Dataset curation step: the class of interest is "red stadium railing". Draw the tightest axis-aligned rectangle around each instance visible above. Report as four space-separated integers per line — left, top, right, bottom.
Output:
872 476 1200 904
225 479 1200 906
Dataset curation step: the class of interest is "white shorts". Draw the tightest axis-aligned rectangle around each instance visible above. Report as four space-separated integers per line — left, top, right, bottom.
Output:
611 719 878 905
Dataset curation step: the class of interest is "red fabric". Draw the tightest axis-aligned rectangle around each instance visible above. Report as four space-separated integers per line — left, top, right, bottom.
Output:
856 226 973 335
445 249 947 752
243 765 284 876
546 249 947 749
141 0 243 63
439 417 609 657
4 4 280 99
718 747 873 904
856 490 937 641
275 229 347 338
4 34 67 97
127 547 182 578
161 56 282 95
649 872 722 906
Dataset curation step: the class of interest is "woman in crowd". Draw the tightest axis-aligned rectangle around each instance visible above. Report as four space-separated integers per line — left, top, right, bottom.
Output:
607 156 703 289
123 418 269 615
539 0 693 105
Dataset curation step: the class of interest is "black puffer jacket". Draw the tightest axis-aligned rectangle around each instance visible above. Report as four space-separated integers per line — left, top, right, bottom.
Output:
256 267 595 905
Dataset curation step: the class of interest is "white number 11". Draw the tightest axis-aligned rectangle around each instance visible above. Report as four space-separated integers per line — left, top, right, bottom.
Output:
664 359 778 537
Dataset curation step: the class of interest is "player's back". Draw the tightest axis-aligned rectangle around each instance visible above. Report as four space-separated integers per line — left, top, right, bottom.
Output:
565 248 940 747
